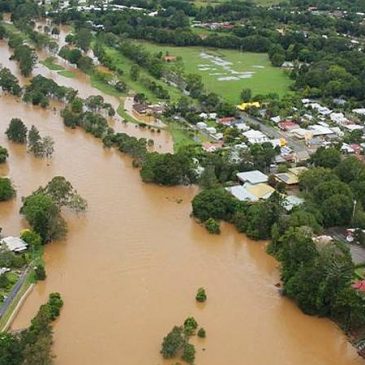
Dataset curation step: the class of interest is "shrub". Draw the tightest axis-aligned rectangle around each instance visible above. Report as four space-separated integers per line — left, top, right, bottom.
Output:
204 218 220 234
183 317 198 336
35 265 46 281
47 292 63 320
197 328 206 338
20 229 43 247
195 287 207 303
0 146 8 163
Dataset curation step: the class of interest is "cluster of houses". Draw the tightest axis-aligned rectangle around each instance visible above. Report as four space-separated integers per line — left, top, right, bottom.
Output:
43 0 159 17
225 169 305 208
191 21 234 31
196 114 300 163
271 99 365 155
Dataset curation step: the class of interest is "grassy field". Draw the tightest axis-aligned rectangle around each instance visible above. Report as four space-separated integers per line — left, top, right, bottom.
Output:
137 41 292 104
40 57 75 78
102 46 184 103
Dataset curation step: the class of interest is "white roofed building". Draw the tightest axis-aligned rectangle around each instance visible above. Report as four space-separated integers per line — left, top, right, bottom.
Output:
1 236 28 253
242 130 269 144
236 170 268 184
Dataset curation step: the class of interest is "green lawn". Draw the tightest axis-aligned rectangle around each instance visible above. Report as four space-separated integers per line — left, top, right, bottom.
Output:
102 46 184 103
40 57 64 71
138 41 292 104
58 70 75 78
41 57 75 78
167 121 199 152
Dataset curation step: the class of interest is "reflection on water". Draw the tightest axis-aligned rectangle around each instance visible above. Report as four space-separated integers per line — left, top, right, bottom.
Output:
0 26 363 365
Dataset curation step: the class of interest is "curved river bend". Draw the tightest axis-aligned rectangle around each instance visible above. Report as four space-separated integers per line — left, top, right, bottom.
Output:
0 31 364 365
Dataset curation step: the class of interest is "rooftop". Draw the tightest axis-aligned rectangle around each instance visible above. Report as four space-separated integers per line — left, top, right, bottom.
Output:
1 236 28 253
236 170 268 185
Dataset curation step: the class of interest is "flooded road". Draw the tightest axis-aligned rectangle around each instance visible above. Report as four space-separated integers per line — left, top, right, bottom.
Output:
0 25 364 365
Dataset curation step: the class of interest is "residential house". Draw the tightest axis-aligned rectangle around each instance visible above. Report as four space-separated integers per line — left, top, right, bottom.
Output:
0 236 28 253
278 120 299 131
236 170 268 185
242 130 269 144
237 102 261 111
275 167 308 186
226 183 274 202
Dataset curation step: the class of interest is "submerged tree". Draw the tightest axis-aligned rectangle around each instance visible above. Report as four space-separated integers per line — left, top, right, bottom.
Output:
27 126 55 159
0 146 9 163
20 177 87 242
5 118 28 144
0 177 16 201
0 67 22 96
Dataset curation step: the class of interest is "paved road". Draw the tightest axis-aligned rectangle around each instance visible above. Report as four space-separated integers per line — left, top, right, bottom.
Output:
0 268 30 318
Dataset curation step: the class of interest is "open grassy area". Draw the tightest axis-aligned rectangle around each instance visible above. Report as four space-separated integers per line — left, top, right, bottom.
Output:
58 70 75 78
138 41 292 104
40 56 64 71
102 46 184 103
40 57 75 78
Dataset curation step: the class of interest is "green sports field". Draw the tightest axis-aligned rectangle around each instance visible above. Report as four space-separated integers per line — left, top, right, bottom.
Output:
138 41 292 104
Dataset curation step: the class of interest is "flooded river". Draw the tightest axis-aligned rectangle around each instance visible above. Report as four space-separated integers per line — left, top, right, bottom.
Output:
0 26 364 365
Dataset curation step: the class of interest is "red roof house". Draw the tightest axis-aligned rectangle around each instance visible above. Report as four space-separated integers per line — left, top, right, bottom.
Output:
278 120 299 131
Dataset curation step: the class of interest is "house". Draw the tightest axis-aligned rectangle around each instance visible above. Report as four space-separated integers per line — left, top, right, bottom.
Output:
202 142 223 152
226 185 257 202
282 61 294 69
353 108 365 116
226 183 274 202
271 116 281 124
283 195 305 211
212 132 224 141
293 150 310 162
330 112 348 125
308 124 335 137
278 120 299 131
242 130 269 144
235 122 250 132
0 268 10 276
0 236 28 253
196 122 207 129
218 116 235 126
275 167 308 186
290 128 312 140
237 102 260 111
343 124 364 131
206 127 217 134
132 104 155 123
236 170 268 184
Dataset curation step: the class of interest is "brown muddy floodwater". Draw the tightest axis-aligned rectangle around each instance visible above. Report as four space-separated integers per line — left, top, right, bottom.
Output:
0 32 364 365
